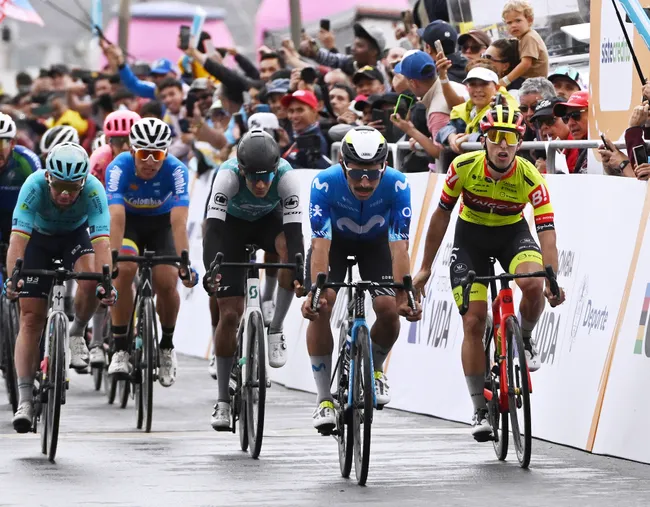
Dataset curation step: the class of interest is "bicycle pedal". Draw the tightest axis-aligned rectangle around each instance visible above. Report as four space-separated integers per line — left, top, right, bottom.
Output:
317 424 336 436
376 403 385 411
213 425 232 432
473 432 495 443
266 380 271 388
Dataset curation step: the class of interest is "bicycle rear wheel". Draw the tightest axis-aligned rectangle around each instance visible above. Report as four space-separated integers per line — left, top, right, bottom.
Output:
142 298 155 432
45 313 66 463
336 322 353 478
484 321 508 461
1 298 19 413
236 322 248 452
352 326 373 486
92 363 103 391
246 311 266 459
119 380 130 409
506 316 532 468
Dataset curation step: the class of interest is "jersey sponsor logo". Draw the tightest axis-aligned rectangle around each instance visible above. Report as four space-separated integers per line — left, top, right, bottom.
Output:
445 165 459 190
462 189 526 215
107 167 122 192
125 194 170 208
309 203 323 218
370 199 384 208
312 178 329 193
129 184 139 191
395 180 408 192
173 167 186 195
284 195 299 209
528 184 550 208
402 207 412 218
214 192 228 206
336 215 385 235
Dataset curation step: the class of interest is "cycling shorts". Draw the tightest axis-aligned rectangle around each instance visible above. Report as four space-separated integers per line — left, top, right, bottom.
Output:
121 213 176 259
450 218 542 307
21 224 94 299
215 212 283 298
305 233 395 299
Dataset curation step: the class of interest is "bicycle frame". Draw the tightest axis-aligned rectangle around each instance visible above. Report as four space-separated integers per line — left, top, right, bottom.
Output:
348 286 376 409
42 270 71 392
240 253 263 388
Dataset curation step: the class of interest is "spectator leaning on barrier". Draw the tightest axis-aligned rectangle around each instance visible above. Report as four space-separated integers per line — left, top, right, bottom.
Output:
547 66 583 101
419 20 467 84
281 90 329 169
457 30 492 63
530 97 579 173
517 77 556 153
553 90 589 174
483 39 525 92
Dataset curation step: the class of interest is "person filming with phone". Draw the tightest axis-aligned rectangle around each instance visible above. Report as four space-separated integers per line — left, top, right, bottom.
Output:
624 88 650 180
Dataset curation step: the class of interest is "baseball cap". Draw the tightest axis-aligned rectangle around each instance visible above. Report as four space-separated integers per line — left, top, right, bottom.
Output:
266 78 290 95
352 66 384 84
209 99 224 112
553 91 589 117
352 94 370 111
418 20 458 55
457 30 492 49
190 78 210 91
248 112 280 130
393 50 436 80
280 90 319 110
151 58 174 75
463 67 499 85
353 93 399 111
547 66 584 89
353 23 386 54
530 97 565 122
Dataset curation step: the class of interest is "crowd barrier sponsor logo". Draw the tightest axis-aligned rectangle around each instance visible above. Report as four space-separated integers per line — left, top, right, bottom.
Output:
534 310 560 365
633 283 650 355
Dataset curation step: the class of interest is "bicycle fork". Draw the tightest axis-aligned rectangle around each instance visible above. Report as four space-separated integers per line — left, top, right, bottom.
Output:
347 320 376 410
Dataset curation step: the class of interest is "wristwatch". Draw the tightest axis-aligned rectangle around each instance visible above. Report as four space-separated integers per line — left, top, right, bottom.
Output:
613 159 629 176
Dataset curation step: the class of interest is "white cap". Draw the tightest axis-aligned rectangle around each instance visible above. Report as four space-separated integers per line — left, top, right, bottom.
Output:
248 112 279 130
463 67 499 85
209 99 224 111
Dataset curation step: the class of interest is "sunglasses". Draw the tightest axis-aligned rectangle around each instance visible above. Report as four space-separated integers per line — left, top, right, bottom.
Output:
534 117 556 128
245 171 276 183
562 110 586 123
109 136 130 147
0 138 13 148
342 159 385 181
486 129 520 146
134 148 166 162
519 103 538 113
462 44 483 54
49 177 84 193
481 53 508 63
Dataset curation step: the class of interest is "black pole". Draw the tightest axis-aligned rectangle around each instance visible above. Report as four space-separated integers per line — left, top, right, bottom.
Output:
612 0 646 85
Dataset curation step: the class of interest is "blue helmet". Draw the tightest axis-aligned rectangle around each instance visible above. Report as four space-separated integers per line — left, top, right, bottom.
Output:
46 142 90 182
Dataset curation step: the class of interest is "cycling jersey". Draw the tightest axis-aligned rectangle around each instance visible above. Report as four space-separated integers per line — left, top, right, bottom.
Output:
11 171 109 241
439 151 555 232
309 164 411 242
105 152 190 215
89 144 114 187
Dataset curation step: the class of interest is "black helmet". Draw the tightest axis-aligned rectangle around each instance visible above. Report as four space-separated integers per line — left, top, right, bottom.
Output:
237 130 280 174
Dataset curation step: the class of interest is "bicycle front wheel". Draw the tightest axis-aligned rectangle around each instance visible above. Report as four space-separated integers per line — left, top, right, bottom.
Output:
236 322 248 452
506 316 532 468
246 311 266 459
142 298 155 432
45 313 67 463
1 298 19 413
336 322 353 478
484 321 508 461
352 326 373 486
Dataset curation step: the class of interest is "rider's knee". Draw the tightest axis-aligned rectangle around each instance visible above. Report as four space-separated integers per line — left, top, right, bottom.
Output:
374 296 398 323
21 307 47 333
116 262 137 283
219 300 244 328
274 234 288 261
75 279 96 296
518 277 544 298
463 312 487 340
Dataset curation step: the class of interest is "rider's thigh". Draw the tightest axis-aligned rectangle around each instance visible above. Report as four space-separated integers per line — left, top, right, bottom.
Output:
514 261 545 297
216 296 245 330
372 295 397 320
462 301 488 343
152 263 178 295
18 298 48 338
73 253 97 294
274 232 288 261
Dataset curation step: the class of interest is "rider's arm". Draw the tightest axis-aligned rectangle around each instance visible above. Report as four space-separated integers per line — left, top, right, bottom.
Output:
109 205 125 253
105 160 128 252
308 173 333 283
85 177 112 271
6 173 40 276
388 173 413 296
526 166 557 275
171 207 190 256
202 166 240 269
277 168 305 262
168 158 191 256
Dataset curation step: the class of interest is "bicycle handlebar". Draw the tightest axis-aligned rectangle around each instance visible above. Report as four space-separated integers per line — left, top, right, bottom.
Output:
458 264 560 316
112 249 192 281
10 259 113 298
309 272 417 314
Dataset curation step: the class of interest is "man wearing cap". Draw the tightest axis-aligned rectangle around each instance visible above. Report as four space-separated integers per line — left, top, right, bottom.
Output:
352 66 386 97
281 90 330 169
263 78 293 142
530 97 578 173
547 66 583 101
552 91 589 173
457 30 492 63
419 20 468 83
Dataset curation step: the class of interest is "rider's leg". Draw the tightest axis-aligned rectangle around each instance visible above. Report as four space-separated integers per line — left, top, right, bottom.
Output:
514 260 546 339
369 296 399 372
90 304 108 349
110 259 136 352
14 298 47 402
460 297 489 412
306 288 337 403
69 253 99 336
269 233 294 335
153 264 180 350
262 252 278 303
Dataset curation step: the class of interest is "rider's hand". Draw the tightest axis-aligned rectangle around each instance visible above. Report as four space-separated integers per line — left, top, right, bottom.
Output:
3 279 22 300
203 272 221 295
293 280 306 298
180 266 199 288
412 268 431 302
397 297 423 322
96 285 118 306
301 292 327 321
544 284 566 308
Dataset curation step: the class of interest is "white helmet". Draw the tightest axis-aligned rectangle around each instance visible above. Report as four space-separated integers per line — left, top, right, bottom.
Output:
46 142 89 182
129 118 172 150
91 133 107 152
0 112 17 139
40 125 80 155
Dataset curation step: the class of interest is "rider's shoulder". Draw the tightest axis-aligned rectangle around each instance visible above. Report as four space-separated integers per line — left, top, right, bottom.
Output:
453 150 484 171
382 166 405 182
109 151 134 168
218 157 239 173
23 168 46 188
13 144 41 169
84 174 105 194
276 157 294 177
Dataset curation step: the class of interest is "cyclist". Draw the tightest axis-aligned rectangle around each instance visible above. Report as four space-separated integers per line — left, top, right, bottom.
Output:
87 110 141 367
203 129 305 430
412 103 566 441
39 125 79 163
301 126 422 433
106 118 198 387
3 142 117 433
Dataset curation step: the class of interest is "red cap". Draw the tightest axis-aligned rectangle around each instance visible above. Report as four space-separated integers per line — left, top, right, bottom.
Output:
280 90 318 110
553 90 589 117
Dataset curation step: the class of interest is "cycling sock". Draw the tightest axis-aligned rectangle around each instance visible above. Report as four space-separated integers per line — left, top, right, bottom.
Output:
520 316 536 342
17 376 34 405
90 305 108 348
69 315 88 338
216 356 235 402
269 287 294 334
466 375 487 411
310 355 333 403
111 325 129 352
371 343 391 373
160 326 175 349
262 275 277 303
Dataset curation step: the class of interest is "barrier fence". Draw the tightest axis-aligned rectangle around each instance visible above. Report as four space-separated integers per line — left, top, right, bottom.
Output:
176 167 650 464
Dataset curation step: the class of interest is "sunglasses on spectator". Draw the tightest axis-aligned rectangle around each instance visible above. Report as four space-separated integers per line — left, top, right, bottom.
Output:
534 117 556 128
49 177 84 193
485 129 520 146
342 159 385 181
519 103 538 113
109 136 130 147
481 53 508 63
462 44 483 54
134 148 167 162
562 110 586 123
245 171 276 183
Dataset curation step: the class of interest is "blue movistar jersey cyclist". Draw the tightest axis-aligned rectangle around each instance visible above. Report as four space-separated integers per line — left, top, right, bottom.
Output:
105 151 190 215
11 171 110 241
309 163 411 242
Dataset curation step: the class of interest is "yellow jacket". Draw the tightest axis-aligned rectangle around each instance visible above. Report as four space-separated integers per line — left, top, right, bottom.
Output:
450 87 519 134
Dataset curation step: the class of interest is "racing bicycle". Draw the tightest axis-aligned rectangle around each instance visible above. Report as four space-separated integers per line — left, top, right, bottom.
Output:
310 261 416 486
0 244 19 413
458 260 559 468
205 246 303 459
10 258 112 462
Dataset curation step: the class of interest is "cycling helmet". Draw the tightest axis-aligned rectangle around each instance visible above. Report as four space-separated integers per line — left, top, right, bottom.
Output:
91 133 107 152
237 129 280 174
129 118 172 150
479 104 526 136
104 110 141 137
340 126 388 166
46 142 90 182
0 112 17 139
40 125 79 155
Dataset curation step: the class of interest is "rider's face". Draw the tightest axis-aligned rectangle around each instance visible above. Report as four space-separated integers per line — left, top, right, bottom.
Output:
0 138 16 168
132 148 166 179
484 135 521 173
342 161 384 200
242 171 274 198
47 173 84 207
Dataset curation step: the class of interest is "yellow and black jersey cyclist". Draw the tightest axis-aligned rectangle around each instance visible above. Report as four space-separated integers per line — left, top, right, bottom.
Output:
413 102 566 442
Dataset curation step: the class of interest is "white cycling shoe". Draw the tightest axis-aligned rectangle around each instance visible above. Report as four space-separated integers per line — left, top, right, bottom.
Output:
158 348 177 387
471 408 493 442
374 371 391 406
69 334 89 369
524 338 541 372
12 401 34 434
211 401 231 431
108 351 132 377
89 346 105 367
312 400 336 433
208 355 217 379
268 332 287 368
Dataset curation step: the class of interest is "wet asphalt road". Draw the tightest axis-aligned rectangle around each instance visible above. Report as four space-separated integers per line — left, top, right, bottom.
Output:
1 355 650 507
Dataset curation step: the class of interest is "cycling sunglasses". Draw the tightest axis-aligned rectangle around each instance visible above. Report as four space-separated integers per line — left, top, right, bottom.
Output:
342 159 385 181
534 116 557 128
109 136 130 147
519 103 538 114
0 138 13 148
134 148 166 162
49 177 84 193
485 129 520 146
562 110 586 124
245 171 276 183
